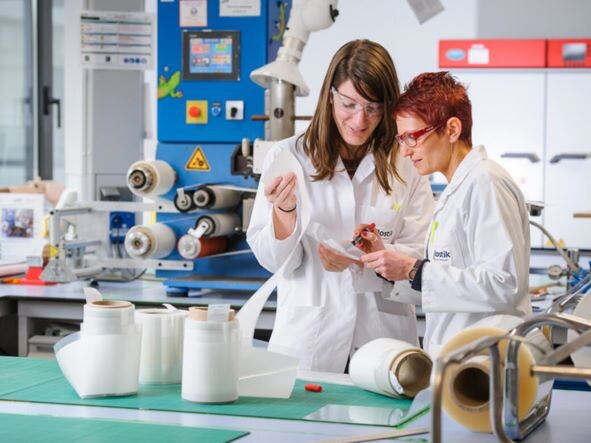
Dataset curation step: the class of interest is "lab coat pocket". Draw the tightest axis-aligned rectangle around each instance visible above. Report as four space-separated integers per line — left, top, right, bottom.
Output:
271 305 324 358
360 205 402 245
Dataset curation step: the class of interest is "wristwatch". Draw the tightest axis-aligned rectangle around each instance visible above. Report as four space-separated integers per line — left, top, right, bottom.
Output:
408 259 421 283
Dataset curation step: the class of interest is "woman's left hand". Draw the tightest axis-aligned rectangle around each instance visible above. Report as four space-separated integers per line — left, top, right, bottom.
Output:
318 243 360 272
360 250 415 281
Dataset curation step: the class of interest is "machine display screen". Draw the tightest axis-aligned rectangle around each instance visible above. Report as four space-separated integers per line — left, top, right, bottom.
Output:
182 31 240 80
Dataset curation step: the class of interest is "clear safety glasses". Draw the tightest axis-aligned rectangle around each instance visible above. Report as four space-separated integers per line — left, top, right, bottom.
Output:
330 86 384 118
395 123 444 147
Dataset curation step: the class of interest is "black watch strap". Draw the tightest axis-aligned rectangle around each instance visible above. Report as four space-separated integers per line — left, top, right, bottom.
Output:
410 259 429 292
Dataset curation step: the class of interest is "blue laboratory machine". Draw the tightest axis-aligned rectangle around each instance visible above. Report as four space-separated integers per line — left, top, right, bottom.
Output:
124 1 292 295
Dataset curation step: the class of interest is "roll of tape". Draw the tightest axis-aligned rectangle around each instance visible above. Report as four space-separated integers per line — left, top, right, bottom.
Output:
568 293 591 386
182 308 240 403
440 315 551 433
124 223 176 259
349 338 432 399
136 308 187 384
192 185 242 210
126 160 176 198
55 299 141 398
177 235 227 259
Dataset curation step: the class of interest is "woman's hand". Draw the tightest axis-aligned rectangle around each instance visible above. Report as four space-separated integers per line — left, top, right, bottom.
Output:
264 172 297 212
360 250 415 281
352 224 385 253
318 243 361 272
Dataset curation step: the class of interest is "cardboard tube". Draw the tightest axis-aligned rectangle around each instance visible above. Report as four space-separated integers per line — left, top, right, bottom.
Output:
440 315 551 433
349 338 432 399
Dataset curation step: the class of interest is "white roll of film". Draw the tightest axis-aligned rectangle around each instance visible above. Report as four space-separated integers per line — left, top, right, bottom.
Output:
192 185 242 209
440 315 551 433
54 299 141 399
124 223 177 259
182 306 240 403
136 308 187 384
126 160 176 198
193 213 240 238
568 293 591 386
349 338 432 399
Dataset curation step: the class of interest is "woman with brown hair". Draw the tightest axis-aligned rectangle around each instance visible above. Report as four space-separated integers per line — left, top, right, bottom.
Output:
247 40 434 372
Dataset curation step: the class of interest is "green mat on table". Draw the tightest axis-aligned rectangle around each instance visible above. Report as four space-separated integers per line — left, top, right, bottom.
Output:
0 357 419 426
0 412 247 443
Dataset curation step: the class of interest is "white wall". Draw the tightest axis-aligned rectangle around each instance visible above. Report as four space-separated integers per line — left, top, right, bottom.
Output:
295 0 478 132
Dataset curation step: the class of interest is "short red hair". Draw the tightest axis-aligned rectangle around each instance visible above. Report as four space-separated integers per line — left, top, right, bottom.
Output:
395 71 472 145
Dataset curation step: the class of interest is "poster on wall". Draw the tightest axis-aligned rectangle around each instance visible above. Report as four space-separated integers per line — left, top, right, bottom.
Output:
0 194 46 265
80 10 154 70
180 0 207 27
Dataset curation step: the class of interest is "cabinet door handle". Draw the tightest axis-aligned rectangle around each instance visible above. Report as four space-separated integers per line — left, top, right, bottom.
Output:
549 153 590 164
500 152 540 163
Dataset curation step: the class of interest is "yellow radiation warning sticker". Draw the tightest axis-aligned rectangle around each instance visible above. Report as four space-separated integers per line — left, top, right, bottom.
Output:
185 146 211 171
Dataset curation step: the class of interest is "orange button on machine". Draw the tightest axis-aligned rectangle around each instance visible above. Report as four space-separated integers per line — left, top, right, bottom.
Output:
186 100 208 124
188 106 201 118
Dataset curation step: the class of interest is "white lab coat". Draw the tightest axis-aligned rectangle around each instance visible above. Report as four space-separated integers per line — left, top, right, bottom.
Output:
247 134 434 372
388 146 532 357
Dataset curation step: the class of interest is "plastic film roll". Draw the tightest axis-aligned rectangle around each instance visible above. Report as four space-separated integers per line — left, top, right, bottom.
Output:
193 185 242 210
136 308 187 384
124 223 176 259
194 213 240 238
568 293 591 386
440 315 551 433
177 235 227 259
182 307 240 403
127 160 176 197
349 338 432 399
54 299 141 398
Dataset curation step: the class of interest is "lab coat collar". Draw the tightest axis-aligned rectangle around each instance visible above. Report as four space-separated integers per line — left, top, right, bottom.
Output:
354 151 376 183
436 145 487 208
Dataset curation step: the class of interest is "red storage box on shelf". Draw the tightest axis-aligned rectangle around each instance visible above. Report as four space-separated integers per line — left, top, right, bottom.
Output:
547 39 591 67
439 39 546 68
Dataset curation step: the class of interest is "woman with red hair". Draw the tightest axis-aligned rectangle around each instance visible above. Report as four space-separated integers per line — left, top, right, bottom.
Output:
359 71 531 356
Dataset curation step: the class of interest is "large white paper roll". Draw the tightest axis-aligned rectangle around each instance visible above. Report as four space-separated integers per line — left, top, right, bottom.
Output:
55 300 141 399
124 223 176 259
440 315 551 433
136 308 187 384
127 160 176 198
182 307 241 403
349 338 432 399
567 293 591 386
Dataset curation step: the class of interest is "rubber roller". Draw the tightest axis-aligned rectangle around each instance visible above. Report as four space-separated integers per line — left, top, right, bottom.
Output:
124 223 177 259
192 185 242 210
440 315 551 433
177 235 227 259
192 213 240 238
127 160 176 197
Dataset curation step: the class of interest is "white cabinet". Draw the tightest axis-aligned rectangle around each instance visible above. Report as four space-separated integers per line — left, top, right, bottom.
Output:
545 72 591 248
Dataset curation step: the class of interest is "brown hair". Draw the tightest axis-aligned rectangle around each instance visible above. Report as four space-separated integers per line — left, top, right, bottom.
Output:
395 71 473 145
300 39 402 193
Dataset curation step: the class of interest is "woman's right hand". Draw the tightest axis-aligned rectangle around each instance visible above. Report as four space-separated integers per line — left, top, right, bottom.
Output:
353 223 385 253
264 172 297 212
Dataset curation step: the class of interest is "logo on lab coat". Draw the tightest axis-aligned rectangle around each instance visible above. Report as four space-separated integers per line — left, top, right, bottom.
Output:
432 248 452 263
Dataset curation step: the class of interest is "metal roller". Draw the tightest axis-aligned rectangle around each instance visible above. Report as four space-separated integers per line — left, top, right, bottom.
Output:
174 189 195 213
192 185 242 210
124 223 177 259
126 160 176 197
